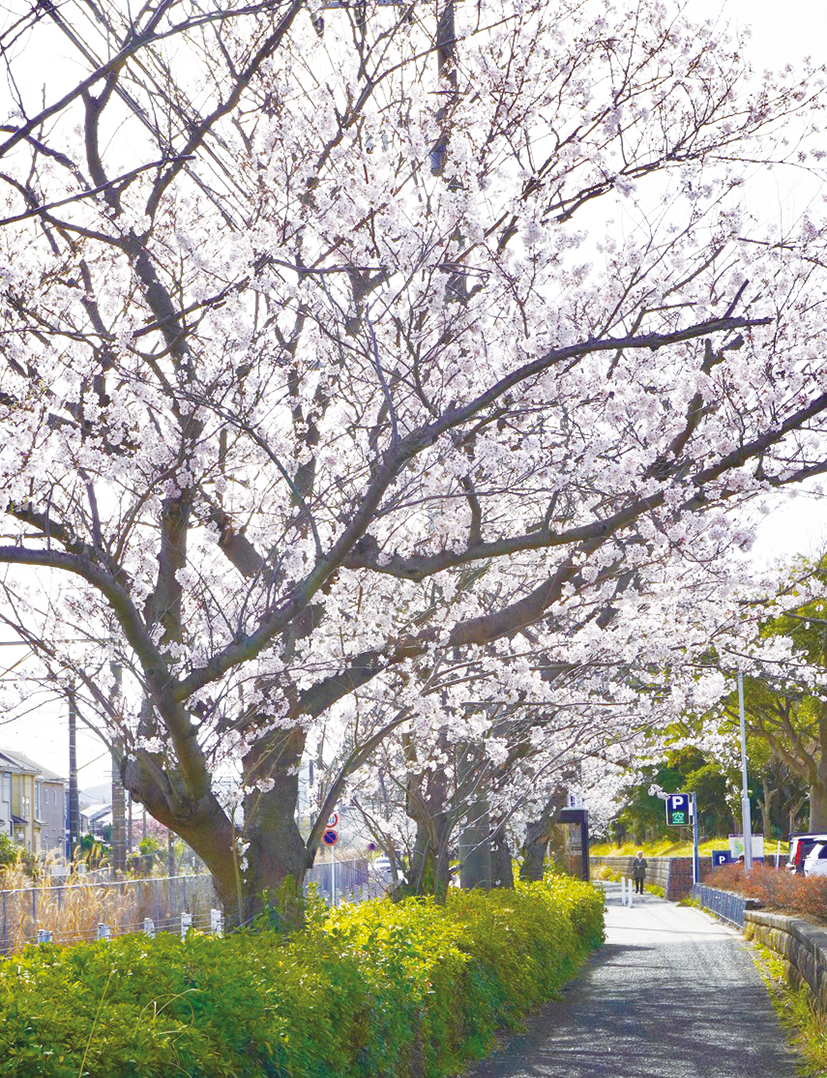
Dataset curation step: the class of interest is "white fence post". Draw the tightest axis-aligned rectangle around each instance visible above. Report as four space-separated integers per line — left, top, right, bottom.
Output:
180 912 192 939
143 917 155 939
37 929 53 944
210 908 223 937
96 923 111 941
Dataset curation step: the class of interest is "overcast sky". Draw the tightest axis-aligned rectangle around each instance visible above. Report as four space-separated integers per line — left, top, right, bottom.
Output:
1 0 826 789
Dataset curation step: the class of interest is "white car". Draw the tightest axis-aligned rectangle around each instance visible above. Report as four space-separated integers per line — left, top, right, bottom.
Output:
803 842 827 877
787 833 827 874
372 856 393 875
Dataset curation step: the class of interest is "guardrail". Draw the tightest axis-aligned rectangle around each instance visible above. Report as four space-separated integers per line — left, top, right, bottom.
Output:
691 883 763 927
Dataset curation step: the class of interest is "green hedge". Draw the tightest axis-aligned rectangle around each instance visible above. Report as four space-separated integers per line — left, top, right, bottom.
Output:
0 874 603 1078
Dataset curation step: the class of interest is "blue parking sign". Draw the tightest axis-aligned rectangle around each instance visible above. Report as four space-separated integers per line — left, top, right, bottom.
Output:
666 792 691 827
711 850 732 867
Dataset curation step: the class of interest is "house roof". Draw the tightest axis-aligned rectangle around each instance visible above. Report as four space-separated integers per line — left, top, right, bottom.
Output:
0 748 65 783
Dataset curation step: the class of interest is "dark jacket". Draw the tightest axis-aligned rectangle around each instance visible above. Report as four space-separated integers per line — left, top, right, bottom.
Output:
632 856 647 880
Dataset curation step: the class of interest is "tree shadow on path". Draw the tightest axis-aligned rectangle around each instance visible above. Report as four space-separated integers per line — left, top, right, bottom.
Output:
464 903 799 1078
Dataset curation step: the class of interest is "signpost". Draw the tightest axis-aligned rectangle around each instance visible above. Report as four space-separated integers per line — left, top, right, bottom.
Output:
728 834 764 862
665 792 699 885
322 825 338 906
691 791 699 886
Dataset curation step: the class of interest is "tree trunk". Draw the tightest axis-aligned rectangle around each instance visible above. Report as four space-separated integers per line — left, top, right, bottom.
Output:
457 741 492 891
809 783 827 831
123 756 242 921
519 786 566 882
123 726 312 931
406 808 453 899
758 776 776 840
402 753 454 900
490 820 514 889
520 818 550 882
458 796 492 891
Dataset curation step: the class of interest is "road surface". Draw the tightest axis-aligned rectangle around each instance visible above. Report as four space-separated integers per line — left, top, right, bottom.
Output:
465 883 798 1078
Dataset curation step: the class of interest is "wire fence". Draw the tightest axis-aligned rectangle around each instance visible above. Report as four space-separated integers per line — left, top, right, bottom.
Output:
306 856 387 905
0 858 386 954
0 874 218 955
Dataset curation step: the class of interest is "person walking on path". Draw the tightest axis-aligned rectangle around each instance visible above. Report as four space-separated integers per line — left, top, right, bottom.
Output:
632 850 647 894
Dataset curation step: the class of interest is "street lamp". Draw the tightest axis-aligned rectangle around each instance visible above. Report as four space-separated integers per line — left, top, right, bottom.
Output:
738 672 753 872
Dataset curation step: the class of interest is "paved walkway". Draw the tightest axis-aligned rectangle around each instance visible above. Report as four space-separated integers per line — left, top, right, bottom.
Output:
465 883 799 1078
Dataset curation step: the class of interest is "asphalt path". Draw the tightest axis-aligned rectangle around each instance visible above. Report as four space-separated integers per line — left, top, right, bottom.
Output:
464 882 799 1078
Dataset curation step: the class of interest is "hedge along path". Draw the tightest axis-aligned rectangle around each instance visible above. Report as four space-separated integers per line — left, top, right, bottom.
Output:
0 874 603 1078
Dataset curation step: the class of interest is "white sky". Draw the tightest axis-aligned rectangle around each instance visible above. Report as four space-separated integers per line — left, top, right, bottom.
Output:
1 0 827 788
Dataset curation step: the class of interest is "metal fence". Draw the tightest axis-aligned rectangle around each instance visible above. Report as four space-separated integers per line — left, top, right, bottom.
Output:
691 883 762 927
0 859 387 953
306 856 387 905
0 874 218 955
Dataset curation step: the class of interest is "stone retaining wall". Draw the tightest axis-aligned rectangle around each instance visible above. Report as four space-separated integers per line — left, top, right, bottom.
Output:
744 908 827 1013
590 855 713 900
692 884 827 1016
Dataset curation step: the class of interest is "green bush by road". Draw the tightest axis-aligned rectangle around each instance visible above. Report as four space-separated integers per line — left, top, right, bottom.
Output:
0 874 603 1078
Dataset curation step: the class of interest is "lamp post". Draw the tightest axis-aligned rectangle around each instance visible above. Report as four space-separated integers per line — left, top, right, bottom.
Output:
738 671 753 873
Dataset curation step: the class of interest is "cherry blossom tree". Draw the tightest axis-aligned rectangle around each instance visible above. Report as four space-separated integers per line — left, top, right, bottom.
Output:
1 0 827 923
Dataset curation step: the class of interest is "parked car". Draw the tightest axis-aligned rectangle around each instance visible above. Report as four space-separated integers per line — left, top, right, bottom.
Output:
787 832 827 875
803 842 827 877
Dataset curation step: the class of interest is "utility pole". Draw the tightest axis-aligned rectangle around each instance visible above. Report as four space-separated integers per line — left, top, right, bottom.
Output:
110 665 127 873
111 751 126 873
691 791 700 885
67 688 80 860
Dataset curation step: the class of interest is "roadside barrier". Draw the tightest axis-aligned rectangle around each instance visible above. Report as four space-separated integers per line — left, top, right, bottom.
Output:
690 883 762 927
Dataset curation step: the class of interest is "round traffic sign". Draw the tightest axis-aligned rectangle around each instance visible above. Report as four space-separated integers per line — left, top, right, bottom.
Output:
327 812 338 827
322 829 338 846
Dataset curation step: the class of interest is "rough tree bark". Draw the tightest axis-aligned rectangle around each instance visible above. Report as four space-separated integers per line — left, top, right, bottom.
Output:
519 787 568 882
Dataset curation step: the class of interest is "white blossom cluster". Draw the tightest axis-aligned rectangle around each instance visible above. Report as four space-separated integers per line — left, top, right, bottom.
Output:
0 0 825 893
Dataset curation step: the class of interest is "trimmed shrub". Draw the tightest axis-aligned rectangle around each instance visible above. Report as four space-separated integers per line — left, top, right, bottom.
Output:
0 874 603 1078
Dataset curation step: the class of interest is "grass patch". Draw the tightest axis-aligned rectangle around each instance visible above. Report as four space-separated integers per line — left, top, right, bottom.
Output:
677 894 700 908
748 939 827 1076
590 837 733 858
593 866 665 898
